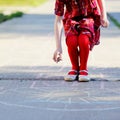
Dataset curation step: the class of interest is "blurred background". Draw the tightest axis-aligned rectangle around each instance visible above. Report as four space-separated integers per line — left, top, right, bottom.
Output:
0 0 47 6
0 0 48 23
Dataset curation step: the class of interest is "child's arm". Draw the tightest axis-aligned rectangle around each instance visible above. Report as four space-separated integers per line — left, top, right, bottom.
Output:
97 0 109 27
53 15 63 63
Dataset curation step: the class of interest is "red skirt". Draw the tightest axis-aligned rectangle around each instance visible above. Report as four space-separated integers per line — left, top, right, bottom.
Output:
63 15 101 50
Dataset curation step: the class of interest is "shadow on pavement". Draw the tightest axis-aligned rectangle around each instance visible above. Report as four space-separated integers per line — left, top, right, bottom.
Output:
0 13 119 38
101 12 120 38
0 14 55 37
0 65 120 81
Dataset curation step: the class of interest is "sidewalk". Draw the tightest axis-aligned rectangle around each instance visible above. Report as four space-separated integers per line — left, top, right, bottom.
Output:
0 0 120 81
0 1 120 120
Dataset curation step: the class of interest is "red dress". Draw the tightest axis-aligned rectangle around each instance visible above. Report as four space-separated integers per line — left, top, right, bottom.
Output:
54 0 101 50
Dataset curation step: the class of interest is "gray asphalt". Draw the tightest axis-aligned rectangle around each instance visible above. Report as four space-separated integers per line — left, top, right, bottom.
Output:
0 80 120 120
0 0 120 120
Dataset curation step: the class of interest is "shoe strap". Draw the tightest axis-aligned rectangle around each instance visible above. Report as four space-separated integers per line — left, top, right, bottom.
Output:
69 70 78 73
79 70 88 75
79 70 88 73
68 70 78 75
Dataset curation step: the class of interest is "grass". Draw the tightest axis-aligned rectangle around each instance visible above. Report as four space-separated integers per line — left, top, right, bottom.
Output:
0 0 47 6
0 11 23 23
107 13 120 29
0 0 48 23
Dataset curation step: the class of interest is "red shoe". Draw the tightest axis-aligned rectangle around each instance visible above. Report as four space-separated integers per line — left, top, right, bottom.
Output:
64 70 78 81
78 70 90 82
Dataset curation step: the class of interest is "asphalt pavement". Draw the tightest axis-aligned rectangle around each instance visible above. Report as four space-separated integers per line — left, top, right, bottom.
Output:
0 0 120 120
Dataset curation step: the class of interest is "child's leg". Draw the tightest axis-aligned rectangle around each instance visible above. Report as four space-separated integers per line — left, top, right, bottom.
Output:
66 35 79 71
78 34 90 74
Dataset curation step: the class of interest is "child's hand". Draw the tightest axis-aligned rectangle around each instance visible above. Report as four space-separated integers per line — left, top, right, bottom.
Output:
53 50 62 63
101 18 109 28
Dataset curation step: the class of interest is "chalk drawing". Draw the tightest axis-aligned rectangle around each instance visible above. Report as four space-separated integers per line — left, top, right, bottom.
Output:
0 80 120 112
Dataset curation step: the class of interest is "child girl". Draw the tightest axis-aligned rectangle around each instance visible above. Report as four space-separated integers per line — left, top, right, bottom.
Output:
53 0 109 82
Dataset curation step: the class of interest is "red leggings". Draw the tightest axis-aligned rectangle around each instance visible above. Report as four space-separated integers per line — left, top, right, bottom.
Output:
66 34 90 71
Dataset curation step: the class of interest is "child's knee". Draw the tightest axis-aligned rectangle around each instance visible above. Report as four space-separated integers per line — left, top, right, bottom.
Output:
66 35 78 48
78 34 90 46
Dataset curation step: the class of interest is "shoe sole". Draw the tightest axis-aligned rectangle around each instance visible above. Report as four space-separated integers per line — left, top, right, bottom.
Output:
78 75 90 82
64 75 78 82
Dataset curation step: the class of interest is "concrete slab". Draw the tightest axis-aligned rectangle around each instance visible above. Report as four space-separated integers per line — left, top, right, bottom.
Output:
0 0 120 81
0 0 120 120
